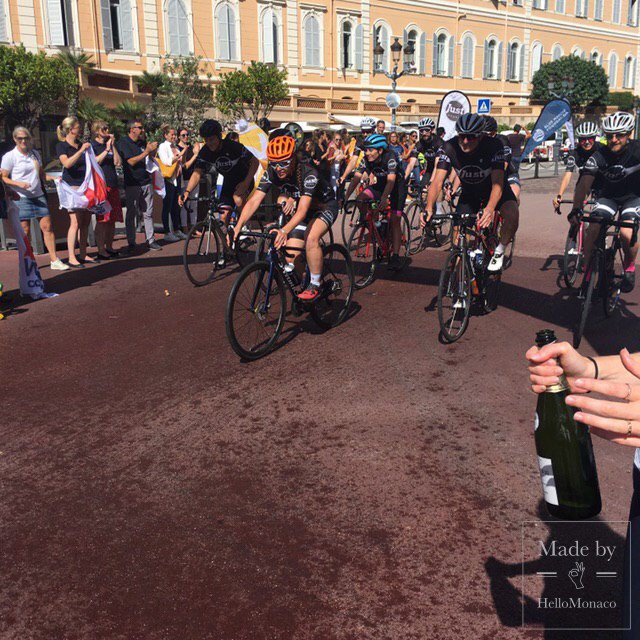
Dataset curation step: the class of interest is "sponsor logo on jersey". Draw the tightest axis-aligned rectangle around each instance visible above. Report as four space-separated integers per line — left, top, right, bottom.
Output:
585 157 598 171
215 156 235 172
388 159 398 171
459 165 491 183
303 174 318 190
602 164 628 182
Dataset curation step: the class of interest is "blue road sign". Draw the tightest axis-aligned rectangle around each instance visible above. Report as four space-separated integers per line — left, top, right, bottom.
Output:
478 99 492 115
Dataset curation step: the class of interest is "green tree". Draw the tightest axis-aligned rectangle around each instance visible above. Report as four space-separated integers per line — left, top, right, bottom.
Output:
606 91 635 111
114 99 145 124
137 70 167 130
530 56 609 111
0 45 76 133
215 61 288 123
156 56 213 132
57 51 96 117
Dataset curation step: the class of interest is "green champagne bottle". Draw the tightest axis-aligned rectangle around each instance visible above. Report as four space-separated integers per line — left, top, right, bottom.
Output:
534 329 602 519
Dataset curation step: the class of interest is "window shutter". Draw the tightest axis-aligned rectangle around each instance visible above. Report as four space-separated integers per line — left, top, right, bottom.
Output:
263 9 274 62
519 44 525 81
432 32 437 75
314 17 320 66
483 40 489 79
100 0 113 50
229 6 237 60
418 31 426 75
306 18 313 66
48 0 65 45
218 5 229 60
461 38 470 78
506 45 513 80
381 25 388 70
613 0 621 21
355 23 363 71
584 0 589 16
0 3 7 42
448 36 454 77
120 0 134 51
497 41 503 80
168 0 179 53
63 0 75 45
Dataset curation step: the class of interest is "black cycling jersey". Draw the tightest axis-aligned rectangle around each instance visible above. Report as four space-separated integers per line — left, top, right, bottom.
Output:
257 158 335 205
566 141 603 173
582 140 640 199
416 135 444 172
436 135 506 199
357 150 402 193
194 138 254 177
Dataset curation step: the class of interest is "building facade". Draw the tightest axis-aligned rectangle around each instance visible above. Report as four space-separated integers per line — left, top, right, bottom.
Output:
1 0 639 124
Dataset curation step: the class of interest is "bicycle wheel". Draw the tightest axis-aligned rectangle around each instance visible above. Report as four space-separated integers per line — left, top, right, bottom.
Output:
481 235 501 313
396 212 411 272
310 243 355 329
348 221 377 289
183 218 222 286
603 241 624 317
563 225 582 288
234 220 264 269
226 261 287 360
438 251 471 343
341 200 360 245
407 202 426 255
573 253 598 349
431 212 453 247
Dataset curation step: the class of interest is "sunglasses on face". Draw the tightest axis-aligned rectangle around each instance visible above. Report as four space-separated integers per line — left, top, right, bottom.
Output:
15 136 30 141
605 132 629 140
271 160 293 170
459 134 480 141
579 137 596 143
180 133 189 137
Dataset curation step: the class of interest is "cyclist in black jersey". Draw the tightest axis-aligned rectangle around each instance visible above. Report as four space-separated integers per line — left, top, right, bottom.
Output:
415 118 444 191
571 111 640 292
424 112 518 272
484 115 521 201
233 129 338 301
339 117 376 185
344 133 408 270
179 119 259 223
554 121 602 210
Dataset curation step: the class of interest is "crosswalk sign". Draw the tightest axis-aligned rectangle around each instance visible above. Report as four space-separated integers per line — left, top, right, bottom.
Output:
478 99 492 115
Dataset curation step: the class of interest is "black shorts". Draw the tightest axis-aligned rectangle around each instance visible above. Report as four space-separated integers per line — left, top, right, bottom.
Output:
219 171 248 207
362 180 408 214
592 195 640 221
289 200 338 240
456 184 517 216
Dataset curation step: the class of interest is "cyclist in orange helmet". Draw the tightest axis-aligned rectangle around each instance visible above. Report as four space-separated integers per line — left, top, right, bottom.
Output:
233 128 338 301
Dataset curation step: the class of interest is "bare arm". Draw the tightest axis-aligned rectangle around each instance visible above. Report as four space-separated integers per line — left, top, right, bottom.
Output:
340 155 359 183
60 142 91 169
572 174 595 210
404 157 417 182
234 188 267 232
1 169 30 190
426 167 447 218
344 171 363 202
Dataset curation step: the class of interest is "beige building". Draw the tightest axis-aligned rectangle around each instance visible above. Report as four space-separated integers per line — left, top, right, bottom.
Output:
1 0 639 125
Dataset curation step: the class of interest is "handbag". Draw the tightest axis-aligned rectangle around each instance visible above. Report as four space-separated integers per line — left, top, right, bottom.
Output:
157 155 179 180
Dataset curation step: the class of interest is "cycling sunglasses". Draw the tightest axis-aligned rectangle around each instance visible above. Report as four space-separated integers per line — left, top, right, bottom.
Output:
605 132 630 140
459 133 480 141
271 159 293 170
578 136 596 143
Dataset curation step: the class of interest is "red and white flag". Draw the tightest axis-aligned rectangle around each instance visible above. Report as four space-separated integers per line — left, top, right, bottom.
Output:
146 156 166 199
56 147 111 214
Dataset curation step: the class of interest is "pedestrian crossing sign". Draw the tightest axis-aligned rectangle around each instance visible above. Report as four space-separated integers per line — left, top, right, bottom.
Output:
478 99 492 115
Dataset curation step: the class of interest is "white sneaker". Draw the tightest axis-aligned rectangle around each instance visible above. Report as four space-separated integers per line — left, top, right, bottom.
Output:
164 232 180 243
453 298 466 310
568 248 580 255
50 259 70 271
488 251 504 273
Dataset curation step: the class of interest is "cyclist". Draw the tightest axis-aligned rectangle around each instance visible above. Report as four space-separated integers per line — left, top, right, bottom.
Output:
424 113 518 273
232 129 338 302
483 116 523 201
416 117 444 192
179 119 259 225
343 133 408 270
553 121 602 210
570 111 640 293
339 116 376 185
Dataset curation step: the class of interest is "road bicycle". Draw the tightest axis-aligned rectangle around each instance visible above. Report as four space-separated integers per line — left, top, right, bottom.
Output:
182 194 262 286
346 200 411 289
406 182 455 255
226 226 355 360
437 210 502 343
556 199 595 288
572 210 638 348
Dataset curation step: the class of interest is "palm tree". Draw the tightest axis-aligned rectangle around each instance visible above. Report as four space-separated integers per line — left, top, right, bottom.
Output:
136 70 166 130
57 51 96 117
78 98 110 137
114 100 145 125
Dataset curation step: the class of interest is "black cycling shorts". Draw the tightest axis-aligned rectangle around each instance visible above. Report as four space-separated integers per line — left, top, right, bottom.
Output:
455 184 517 216
592 195 640 221
219 171 248 207
289 200 338 240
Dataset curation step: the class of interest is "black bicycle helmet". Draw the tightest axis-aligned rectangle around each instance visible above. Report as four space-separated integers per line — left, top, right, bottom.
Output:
199 119 223 139
483 116 498 133
455 113 485 136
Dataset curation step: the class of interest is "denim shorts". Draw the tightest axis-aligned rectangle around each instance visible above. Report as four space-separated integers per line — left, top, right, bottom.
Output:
15 195 50 221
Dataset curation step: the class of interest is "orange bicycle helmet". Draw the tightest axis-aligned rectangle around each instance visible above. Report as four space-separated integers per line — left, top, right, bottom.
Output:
267 135 296 162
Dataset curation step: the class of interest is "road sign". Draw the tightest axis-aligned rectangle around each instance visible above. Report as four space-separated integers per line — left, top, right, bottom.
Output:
386 92 401 109
478 98 492 115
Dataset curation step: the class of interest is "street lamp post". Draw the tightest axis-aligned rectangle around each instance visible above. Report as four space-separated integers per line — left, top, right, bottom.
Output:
373 36 415 131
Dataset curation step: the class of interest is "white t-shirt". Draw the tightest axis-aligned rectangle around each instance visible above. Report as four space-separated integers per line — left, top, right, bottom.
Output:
0 147 44 198
158 140 179 186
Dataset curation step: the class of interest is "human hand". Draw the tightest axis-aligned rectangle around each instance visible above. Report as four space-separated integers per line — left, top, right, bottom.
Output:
526 341 594 394
477 208 495 229
81 142 92 152
271 228 287 249
281 197 296 215
146 141 159 153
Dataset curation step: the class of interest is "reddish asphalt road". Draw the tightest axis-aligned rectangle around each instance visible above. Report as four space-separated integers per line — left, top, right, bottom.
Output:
2 177 639 639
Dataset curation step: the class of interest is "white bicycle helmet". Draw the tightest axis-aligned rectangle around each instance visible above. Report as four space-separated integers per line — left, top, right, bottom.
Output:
575 121 599 138
601 111 635 135
418 117 436 130
361 116 377 132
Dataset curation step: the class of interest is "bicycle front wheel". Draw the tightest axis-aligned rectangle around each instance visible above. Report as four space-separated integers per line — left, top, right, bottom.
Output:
563 225 582 288
573 253 598 349
438 251 471 343
341 200 360 245
235 220 264 269
396 212 411 272
348 221 377 289
226 261 287 360
310 243 355 329
183 219 222 286
407 202 426 255
603 242 624 317
432 212 453 247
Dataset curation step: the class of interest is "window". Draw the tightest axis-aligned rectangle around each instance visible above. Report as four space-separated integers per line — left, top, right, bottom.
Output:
461 35 474 78
46 0 75 46
373 23 389 72
533 0 547 8
624 55 636 88
530 42 543 79
483 38 502 80
216 2 237 61
594 0 603 19
0 1 8 42
628 0 638 25
261 8 279 64
304 14 321 67
609 52 619 88
405 28 418 73
432 31 453 77
166 0 189 55
575 0 588 17
354 23 363 71
101 0 134 51
340 20 352 69
552 44 563 61
590 50 599 64
555 0 565 12
507 41 524 81
613 0 622 21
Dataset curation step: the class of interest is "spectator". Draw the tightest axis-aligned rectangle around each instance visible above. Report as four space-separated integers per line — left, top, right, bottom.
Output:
177 128 201 232
157 124 187 243
376 120 386 135
311 129 331 178
227 131 240 143
56 117 94 268
507 124 527 163
327 132 346 198
91 120 123 259
436 126 446 139
116 120 160 252
388 131 404 162
1 127 68 270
